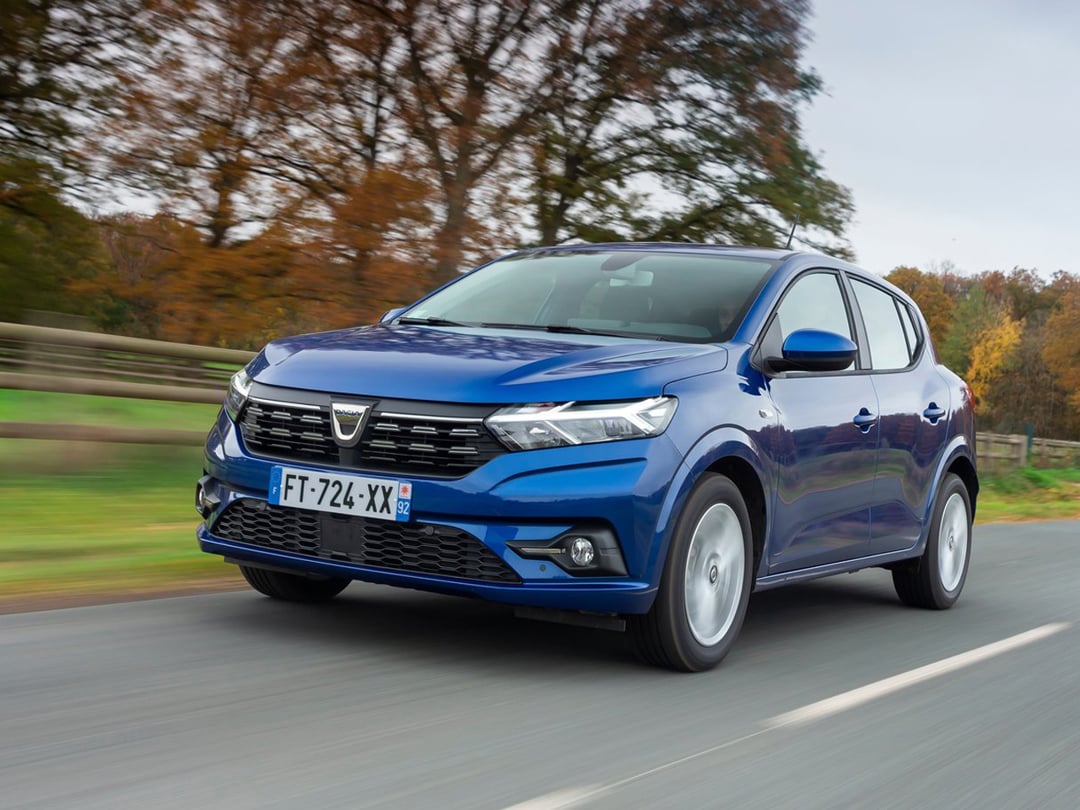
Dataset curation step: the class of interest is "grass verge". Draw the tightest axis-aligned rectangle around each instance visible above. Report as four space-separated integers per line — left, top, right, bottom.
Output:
0 388 220 433
976 466 1080 523
0 446 239 611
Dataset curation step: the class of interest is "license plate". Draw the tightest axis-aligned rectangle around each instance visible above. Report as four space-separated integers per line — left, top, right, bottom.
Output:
268 466 412 522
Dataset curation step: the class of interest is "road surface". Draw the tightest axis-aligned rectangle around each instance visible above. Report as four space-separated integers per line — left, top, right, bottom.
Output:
3 521 1078 809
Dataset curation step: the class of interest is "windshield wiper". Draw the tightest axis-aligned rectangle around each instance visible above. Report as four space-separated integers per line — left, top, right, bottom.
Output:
396 316 474 327
478 322 598 334
478 321 565 332
481 322 672 341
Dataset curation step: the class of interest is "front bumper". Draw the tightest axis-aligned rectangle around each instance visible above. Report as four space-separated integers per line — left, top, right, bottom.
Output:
199 409 683 614
198 525 654 613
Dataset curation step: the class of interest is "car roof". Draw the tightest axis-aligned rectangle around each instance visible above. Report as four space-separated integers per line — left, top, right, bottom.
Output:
515 242 797 262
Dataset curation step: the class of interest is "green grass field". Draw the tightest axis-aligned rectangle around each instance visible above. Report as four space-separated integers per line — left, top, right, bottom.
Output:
0 446 239 606
976 466 1080 523
0 388 219 431
0 390 1076 609
0 391 236 606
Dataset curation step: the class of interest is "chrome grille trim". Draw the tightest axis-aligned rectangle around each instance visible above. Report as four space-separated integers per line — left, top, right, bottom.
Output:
238 397 507 477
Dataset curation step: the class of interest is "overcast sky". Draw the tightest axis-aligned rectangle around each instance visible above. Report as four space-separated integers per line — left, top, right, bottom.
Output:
800 0 1079 278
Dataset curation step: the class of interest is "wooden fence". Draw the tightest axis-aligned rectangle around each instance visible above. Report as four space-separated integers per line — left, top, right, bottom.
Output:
976 432 1080 471
2 322 1079 467
0 322 253 445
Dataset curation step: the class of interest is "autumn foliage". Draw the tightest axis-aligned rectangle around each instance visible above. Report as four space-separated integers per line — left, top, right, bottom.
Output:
2 1 1079 436
886 266 1080 439
4 0 858 341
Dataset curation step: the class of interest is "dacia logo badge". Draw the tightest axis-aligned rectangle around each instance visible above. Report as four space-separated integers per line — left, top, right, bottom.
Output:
330 402 370 447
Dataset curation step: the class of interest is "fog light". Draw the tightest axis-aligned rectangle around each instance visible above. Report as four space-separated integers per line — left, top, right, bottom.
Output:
506 525 627 576
568 537 595 567
195 475 220 519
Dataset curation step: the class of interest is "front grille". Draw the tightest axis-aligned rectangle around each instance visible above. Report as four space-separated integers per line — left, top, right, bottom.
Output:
239 400 507 477
240 400 335 461
213 499 521 584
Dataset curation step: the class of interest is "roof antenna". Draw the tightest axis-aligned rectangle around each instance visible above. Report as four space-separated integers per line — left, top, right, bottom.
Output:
784 214 800 250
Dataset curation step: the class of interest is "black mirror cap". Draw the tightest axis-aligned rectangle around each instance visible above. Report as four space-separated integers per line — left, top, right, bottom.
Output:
768 329 858 373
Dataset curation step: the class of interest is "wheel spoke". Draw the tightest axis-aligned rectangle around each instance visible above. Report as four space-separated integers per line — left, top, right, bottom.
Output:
684 503 745 646
937 492 968 592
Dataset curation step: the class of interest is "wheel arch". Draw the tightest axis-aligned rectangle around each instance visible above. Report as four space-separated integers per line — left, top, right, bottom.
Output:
649 426 773 590
946 454 979 518
704 456 767 586
914 437 978 555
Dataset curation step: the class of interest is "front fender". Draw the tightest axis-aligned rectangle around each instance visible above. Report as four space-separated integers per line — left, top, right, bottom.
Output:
644 425 774 587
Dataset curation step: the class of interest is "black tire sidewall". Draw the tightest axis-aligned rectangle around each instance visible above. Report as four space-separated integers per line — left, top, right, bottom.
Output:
240 565 349 602
925 473 972 607
656 474 754 671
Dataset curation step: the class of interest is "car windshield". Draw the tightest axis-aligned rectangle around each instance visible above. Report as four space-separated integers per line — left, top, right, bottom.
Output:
400 249 775 342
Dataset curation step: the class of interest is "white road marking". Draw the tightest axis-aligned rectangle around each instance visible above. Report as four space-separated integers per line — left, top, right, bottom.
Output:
765 621 1072 729
501 785 607 810
602 728 770 791
500 730 770 810
503 621 1072 809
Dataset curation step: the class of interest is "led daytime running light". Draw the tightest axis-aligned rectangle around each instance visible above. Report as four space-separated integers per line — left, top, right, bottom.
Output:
486 396 676 450
225 368 254 420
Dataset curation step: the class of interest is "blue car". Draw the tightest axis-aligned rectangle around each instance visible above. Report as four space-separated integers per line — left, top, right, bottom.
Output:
196 244 978 671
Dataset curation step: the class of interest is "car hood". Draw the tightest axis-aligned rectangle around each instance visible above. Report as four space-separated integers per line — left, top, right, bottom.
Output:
248 324 727 403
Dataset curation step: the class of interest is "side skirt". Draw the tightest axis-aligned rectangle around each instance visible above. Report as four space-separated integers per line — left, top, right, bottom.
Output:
754 547 920 592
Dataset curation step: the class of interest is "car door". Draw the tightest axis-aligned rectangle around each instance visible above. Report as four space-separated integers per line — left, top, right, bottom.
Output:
758 270 879 573
848 276 951 554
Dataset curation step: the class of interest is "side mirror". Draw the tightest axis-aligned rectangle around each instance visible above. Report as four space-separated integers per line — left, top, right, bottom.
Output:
770 329 857 373
379 307 407 323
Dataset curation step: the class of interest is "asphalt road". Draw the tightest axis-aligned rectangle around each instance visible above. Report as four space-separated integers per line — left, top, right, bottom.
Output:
3 521 1078 809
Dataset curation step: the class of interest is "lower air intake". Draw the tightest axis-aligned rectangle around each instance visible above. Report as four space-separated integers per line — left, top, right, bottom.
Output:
213 499 521 584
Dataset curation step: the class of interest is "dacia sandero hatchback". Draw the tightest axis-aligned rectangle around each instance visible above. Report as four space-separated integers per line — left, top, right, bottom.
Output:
196 244 978 671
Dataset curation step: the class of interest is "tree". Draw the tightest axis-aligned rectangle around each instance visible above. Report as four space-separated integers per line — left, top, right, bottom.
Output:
77 1 854 339
921 267 1080 437
0 0 146 321
1 0 147 174
1043 287 1080 417
342 0 852 283
989 317 1078 437
0 168 107 322
966 312 1023 418
885 265 954 346
102 0 320 249
938 284 998 375
344 0 611 283
93 0 433 341
76 213 323 347
527 0 853 254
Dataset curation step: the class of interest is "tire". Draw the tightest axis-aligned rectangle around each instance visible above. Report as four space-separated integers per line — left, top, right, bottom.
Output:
239 565 350 603
892 473 971 609
631 474 754 672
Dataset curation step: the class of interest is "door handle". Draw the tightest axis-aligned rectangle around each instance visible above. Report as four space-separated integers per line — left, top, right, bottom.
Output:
923 402 946 423
853 407 877 432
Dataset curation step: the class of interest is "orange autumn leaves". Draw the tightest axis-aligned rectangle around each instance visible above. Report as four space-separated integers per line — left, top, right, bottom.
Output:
886 266 1080 438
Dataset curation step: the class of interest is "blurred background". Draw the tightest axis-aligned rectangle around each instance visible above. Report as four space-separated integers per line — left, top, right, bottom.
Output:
1 0 1078 609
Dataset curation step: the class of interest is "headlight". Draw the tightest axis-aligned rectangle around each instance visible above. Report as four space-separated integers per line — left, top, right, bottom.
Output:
224 368 254 420
486 396 677 450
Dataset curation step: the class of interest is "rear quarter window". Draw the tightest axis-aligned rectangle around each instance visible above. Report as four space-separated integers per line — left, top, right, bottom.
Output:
850 278 914 370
